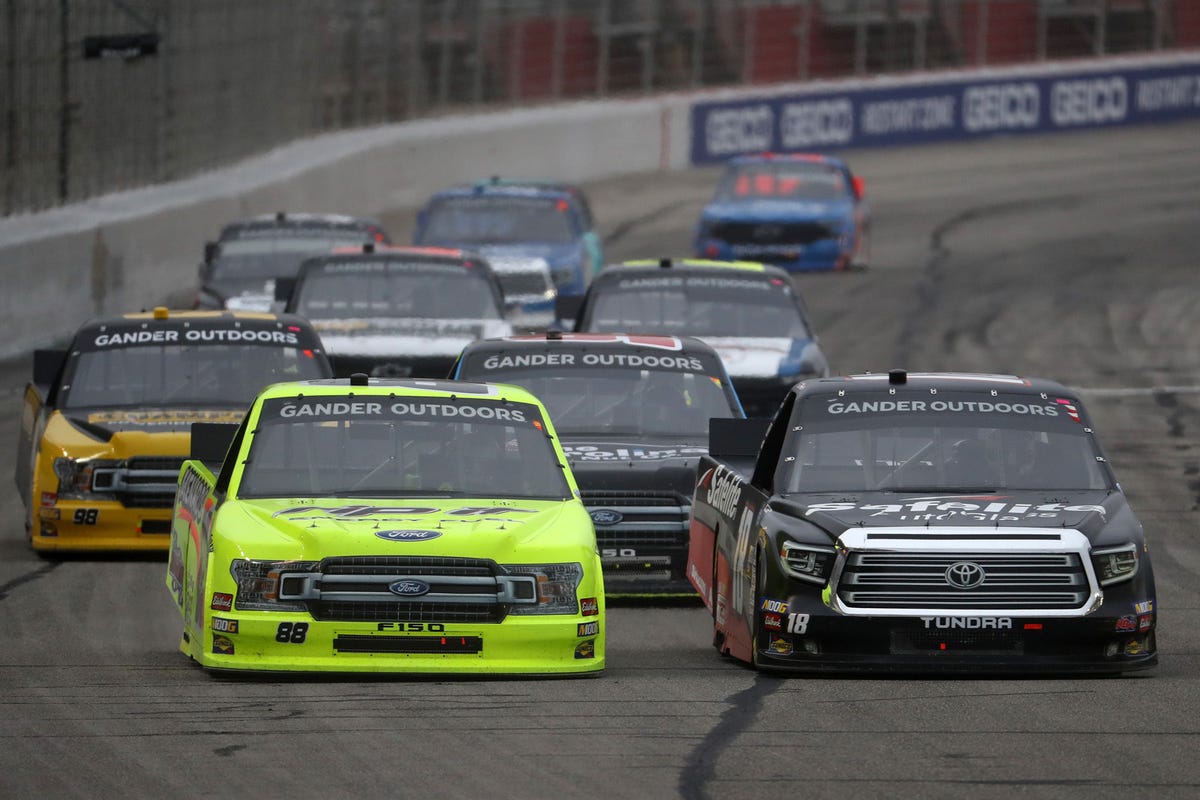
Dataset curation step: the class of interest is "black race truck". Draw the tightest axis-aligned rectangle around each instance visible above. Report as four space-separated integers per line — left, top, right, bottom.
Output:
688 370 1157 674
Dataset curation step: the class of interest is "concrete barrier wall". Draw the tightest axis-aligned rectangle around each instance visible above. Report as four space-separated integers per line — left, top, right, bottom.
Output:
1 51 1196 360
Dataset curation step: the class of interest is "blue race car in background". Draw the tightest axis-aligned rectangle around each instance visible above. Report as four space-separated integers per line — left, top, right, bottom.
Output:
695 153 870 272
414 179 603 330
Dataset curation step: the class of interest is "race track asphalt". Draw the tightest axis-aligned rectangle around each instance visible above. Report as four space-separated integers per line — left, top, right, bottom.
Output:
1 121 1198 799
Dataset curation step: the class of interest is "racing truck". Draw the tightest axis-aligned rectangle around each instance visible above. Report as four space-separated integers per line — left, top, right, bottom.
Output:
16 308 331 553
167 375 604 674
452 332 744 596
689 370 1157 674
279 244 513 378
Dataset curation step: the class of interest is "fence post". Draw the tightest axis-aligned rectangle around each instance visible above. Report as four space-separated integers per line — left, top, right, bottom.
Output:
57 0 68 203
976 0 989 66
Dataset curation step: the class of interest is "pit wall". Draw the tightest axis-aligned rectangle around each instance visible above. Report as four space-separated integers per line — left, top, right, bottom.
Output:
1 51 1198 360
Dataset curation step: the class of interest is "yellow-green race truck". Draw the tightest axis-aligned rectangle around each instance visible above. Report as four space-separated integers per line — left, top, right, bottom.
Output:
166 376 605 675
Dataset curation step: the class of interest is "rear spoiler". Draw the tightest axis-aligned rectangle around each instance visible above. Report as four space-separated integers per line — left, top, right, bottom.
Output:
33 348 67 389
190 422 239 466
274 277 296 306
708 417 771 460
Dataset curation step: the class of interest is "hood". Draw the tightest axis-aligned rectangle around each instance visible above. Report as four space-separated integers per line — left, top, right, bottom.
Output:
474 242 581 265
206 278 276 310
700 336 802 379
316 318 513 357
775 491 1128 544
61 407 246 438
701 198 853 223
563 439 706 495
214 498 589 560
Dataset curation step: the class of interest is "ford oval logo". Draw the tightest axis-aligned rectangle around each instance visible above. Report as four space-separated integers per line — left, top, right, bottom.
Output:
590 509 624 526
375 529 442 542
388 580 430 597
944 561 986 590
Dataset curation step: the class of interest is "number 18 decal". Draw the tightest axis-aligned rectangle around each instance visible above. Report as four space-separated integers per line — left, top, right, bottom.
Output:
787 613 809 635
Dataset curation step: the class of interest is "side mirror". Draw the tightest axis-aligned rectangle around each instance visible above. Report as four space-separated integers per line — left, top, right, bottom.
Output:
554 295 584 328
203 240 218 263
414 210 428 239
851 175 866 200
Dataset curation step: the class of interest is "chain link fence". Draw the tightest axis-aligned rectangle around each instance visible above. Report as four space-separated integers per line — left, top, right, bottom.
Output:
1 0 1194 216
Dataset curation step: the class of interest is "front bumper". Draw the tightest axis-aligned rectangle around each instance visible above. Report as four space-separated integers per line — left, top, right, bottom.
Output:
696 238 850 272
752 612 1157 675
187 613 605 675
32 500 173 552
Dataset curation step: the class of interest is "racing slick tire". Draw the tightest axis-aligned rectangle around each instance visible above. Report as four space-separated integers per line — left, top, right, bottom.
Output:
750 546 765 670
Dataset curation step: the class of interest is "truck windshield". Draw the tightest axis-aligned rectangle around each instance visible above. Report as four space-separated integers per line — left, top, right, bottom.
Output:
296 267 501 320
61 344 327 410
585 276 808 338
716 162 849 202
422 197 575 244
212 234 370 280
236 398 571 500
460 363 737 437
777 393 1113 493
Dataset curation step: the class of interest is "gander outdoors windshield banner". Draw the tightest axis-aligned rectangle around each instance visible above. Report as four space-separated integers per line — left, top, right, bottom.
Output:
690 58 1200 164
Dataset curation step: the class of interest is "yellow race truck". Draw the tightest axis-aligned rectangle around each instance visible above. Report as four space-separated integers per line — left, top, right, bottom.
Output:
16 308 331 553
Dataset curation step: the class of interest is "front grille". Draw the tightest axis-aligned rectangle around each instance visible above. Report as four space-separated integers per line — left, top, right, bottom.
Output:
581 491 688 584
836 552 1091 611
94 457 185 509
497 270 553 298
581 490 689 550
278 556 535 623
711 220 834 246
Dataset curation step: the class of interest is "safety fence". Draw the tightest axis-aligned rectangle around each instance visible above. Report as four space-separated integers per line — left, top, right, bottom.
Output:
2 0 1197 215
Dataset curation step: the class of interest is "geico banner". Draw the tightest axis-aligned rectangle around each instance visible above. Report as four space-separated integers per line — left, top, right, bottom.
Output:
690 60 1200 164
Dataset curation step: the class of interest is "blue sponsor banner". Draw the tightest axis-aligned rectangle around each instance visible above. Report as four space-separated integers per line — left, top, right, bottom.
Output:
690 60 1200 164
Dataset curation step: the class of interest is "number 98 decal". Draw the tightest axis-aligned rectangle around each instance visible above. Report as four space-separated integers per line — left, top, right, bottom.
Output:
73 509 98 525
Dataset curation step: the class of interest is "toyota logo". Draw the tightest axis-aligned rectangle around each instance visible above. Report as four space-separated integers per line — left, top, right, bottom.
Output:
590 509 624 526
944 561 986 589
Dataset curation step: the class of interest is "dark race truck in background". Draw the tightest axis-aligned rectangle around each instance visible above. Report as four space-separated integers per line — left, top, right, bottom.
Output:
453 332 743 596
688 371 1157 674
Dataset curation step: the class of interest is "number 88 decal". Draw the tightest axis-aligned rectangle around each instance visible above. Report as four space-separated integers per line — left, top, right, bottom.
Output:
276 622 308 643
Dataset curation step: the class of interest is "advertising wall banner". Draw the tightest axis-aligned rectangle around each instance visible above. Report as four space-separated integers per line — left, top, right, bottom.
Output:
691 59 1200 164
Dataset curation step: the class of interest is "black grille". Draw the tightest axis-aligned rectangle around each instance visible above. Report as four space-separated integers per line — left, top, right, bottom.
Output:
497 271 553 297
104 457 185 509
836 552 1091 611
287 555 516 623
711 221 834 246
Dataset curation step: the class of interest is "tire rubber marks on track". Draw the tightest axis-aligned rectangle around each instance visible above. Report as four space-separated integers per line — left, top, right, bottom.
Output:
0 562 59 601
678 674 779 800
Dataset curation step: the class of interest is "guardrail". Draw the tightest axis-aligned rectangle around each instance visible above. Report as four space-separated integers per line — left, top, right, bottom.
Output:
2 0 1198 215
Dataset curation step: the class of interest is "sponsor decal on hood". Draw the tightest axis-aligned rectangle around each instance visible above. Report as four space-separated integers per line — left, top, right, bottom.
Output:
83 409 245 431
796 493 1112 531
563 442 707 462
